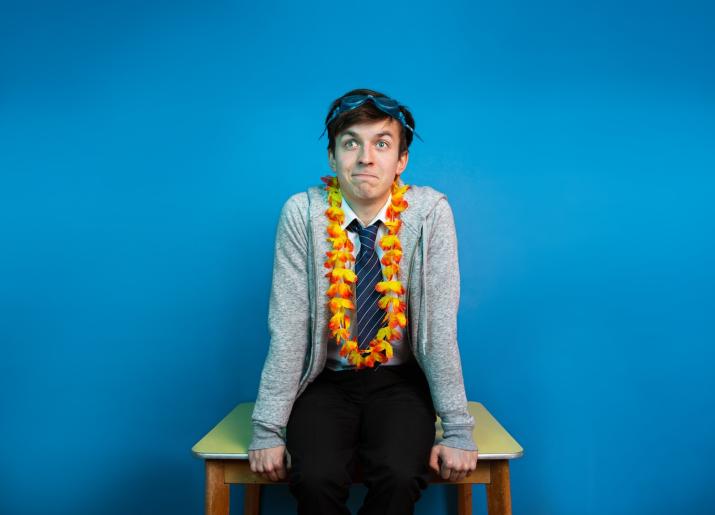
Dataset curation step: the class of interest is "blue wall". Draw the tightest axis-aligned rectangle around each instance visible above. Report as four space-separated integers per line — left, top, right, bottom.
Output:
2 1 713 514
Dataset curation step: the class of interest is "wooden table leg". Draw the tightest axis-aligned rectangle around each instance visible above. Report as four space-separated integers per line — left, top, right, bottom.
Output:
457 484 472 515
486 460 512 515
206 460 230 515
244 484 261 515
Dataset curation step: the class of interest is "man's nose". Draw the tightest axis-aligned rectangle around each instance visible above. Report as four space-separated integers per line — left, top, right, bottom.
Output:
358 144 374 165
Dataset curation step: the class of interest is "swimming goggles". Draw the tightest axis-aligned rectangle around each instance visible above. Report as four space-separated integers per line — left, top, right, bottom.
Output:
320 94 423 142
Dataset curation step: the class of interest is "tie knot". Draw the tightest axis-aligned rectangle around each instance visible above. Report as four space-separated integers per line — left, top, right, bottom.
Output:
347 219 380 249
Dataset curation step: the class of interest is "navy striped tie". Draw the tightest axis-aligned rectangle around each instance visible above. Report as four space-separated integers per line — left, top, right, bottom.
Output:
348 220 384 351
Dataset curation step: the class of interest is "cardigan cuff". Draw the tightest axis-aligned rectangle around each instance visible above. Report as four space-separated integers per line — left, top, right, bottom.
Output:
435 426 478 452
248 420 286 451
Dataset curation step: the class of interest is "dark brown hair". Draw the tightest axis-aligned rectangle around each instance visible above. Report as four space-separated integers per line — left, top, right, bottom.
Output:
325 88 416 156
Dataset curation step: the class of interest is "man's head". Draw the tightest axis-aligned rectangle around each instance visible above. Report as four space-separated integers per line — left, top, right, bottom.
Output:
325 88 416 157
325 89 416 209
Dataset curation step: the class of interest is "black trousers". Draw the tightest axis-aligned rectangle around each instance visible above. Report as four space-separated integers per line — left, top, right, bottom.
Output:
286 359 436 515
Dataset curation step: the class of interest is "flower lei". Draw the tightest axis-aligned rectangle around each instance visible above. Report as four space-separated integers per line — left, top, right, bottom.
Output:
321 175 410 369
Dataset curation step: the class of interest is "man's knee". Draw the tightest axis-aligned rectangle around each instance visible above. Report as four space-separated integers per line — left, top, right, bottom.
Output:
368 462 430 497
289 460 351 496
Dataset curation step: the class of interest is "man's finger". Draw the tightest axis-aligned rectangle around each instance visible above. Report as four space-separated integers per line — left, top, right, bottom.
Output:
273 461 285 481
440 462 451 480
458 467 468 481
429 447 440 474
263 463 275 482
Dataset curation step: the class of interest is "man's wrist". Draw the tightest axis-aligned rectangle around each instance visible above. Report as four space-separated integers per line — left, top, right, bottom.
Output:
435 433 478 452
249 421 286 451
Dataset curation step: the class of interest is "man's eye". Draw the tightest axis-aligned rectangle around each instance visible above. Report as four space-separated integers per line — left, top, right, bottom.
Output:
344 140 357 149
376 140 389 149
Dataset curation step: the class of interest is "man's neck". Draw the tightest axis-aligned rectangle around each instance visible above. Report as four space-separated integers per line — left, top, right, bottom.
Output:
344 194 389 227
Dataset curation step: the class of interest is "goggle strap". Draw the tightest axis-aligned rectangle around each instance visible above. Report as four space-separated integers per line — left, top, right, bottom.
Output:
319 95 423 142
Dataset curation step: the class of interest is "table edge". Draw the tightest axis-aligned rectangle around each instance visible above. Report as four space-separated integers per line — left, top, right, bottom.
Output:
192 450 524 460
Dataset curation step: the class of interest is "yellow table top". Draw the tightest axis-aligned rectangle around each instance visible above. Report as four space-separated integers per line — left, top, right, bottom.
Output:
192 402 523 460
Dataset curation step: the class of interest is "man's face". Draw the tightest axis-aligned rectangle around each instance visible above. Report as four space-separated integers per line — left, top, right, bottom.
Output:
328 118 409 209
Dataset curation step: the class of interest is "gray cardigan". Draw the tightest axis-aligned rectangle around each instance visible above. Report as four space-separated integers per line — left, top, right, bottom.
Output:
249 183 477 451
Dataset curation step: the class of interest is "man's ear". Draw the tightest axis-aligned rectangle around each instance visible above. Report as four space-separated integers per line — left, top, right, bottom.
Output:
395 151 409 176
328 149 336 171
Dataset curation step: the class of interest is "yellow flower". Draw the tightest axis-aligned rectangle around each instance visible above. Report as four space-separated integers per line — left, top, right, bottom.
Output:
327 282 352 297
378 295 401 310
389 312 407 328
376 280 404 295
380 235 402 250
329 297 354 311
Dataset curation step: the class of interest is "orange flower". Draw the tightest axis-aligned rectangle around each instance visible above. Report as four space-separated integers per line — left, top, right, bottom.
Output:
372 340 394 359
392 183 409 198
334 327 350 341
379 235 402 250
375 326 393 341
329 312 344 330
326 268 357 283
326 249 354 265
327 282 352 297
382 249 402 264
384 219 401 233
325 206 344 223
327 223 343 238
329 297 354 312
382 264 396 279
339 339 358 357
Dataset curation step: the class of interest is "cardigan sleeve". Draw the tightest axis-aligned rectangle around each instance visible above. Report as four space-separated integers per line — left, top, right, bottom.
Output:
249 193 311 450
420 197 477 451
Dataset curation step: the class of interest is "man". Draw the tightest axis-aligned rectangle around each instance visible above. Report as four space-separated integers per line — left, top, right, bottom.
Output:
248 88 478 514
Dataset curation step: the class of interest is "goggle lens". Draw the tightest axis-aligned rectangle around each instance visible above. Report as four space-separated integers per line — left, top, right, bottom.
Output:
322 94 422 142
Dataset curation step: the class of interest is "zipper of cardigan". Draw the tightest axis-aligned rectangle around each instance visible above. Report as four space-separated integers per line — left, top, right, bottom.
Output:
299 216 318 390
418 226 427 359
403 228 422 355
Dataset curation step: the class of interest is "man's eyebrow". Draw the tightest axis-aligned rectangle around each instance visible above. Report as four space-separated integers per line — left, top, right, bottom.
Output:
374 131 395 139
339 130 395 139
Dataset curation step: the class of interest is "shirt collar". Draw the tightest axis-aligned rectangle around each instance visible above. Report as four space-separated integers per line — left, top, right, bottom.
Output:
340 194 392 230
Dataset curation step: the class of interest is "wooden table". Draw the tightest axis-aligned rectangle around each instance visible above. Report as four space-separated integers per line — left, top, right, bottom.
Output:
193 401 522 515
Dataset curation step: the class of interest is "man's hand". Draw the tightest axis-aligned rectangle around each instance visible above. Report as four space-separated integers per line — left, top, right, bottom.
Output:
429 444 478 482
248 445 287 482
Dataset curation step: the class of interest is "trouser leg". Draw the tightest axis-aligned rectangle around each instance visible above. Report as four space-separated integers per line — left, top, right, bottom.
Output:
357 361 437 515
286 373 360 515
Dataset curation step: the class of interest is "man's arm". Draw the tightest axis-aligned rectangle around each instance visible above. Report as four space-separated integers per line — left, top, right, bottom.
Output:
420 197 479 479
249 193 311 458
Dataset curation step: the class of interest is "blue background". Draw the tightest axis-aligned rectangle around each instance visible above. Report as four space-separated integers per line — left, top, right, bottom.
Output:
1 1 713 514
